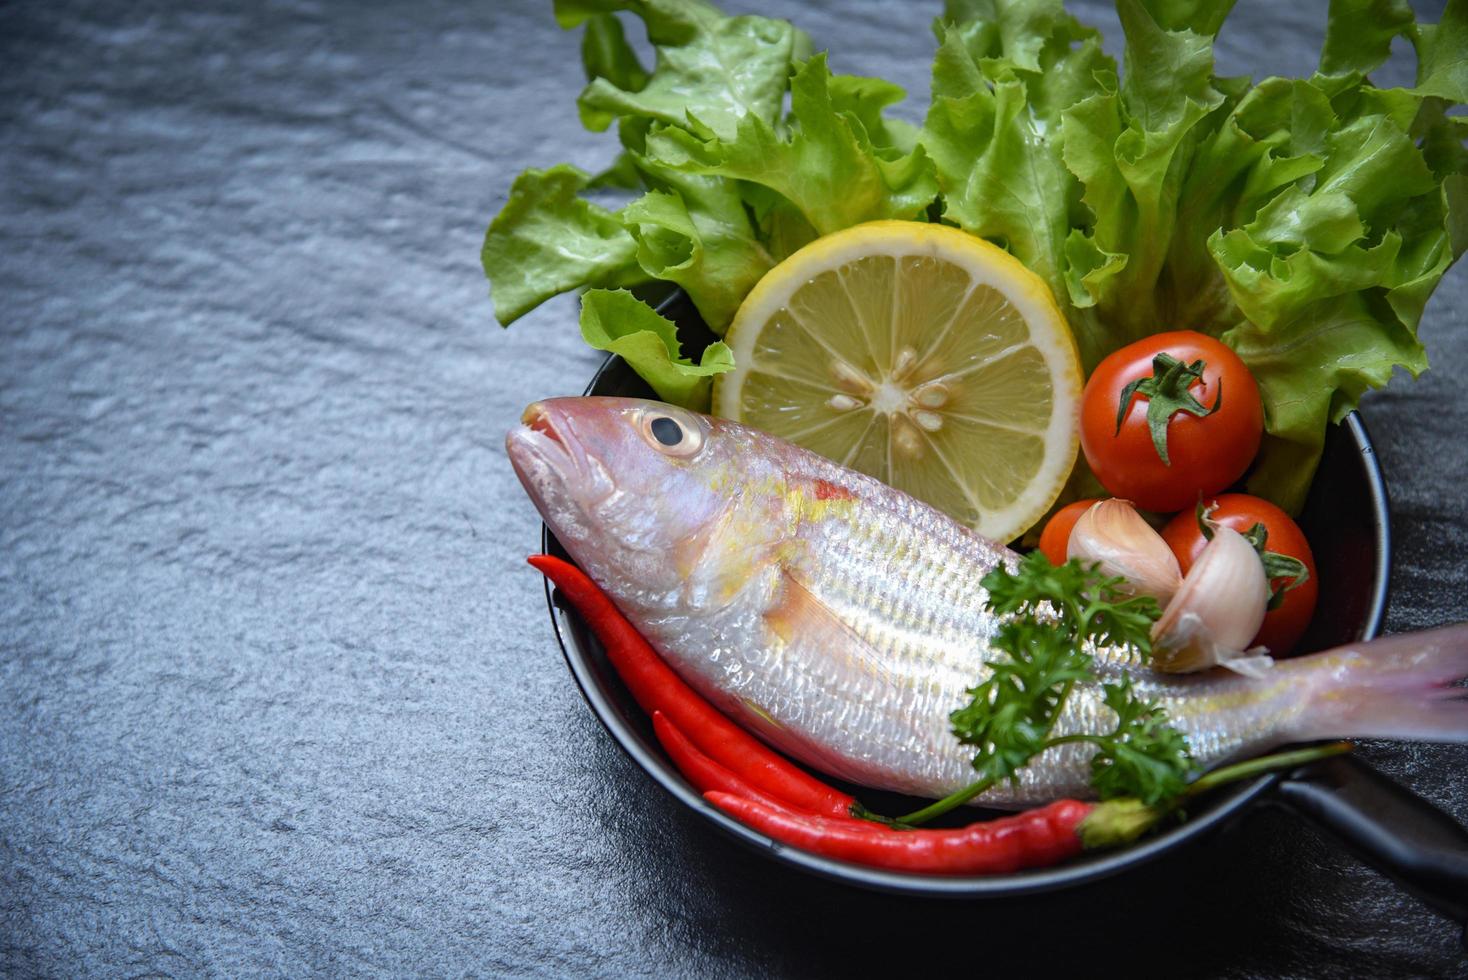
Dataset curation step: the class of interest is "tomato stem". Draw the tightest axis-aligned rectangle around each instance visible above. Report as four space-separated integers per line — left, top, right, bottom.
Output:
1115 352 1223 466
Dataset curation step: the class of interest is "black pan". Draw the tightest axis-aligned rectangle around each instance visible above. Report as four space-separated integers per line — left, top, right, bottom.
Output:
537 290 1468 942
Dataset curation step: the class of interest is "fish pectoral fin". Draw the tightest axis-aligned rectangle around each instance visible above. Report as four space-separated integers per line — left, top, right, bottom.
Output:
764 572 897 687
764 571 846 645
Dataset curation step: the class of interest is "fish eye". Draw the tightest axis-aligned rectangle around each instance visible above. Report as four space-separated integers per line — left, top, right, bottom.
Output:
638 408 704 458
651 416 683 446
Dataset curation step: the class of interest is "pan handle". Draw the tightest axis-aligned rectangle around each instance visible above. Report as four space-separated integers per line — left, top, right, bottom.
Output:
1272 754 1468 945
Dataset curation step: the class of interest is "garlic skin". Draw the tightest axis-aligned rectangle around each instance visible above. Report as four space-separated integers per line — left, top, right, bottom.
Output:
1066 499 1183 603
1151 525 1272 674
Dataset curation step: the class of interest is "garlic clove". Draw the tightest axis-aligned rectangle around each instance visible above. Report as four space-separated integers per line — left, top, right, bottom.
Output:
1066 498 1183 603
1151 525 1272 674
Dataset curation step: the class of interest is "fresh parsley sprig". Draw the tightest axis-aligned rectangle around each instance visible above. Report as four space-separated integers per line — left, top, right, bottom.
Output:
1088 676 1194 804
982 552 1160 655
948 618 1092 788
894 552 1195 826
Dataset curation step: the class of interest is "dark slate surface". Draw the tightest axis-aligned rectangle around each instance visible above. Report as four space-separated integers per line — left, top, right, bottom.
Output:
2 0 1465 976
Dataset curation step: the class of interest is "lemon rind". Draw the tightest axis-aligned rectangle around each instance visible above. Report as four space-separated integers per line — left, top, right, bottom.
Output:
714 220 1081 542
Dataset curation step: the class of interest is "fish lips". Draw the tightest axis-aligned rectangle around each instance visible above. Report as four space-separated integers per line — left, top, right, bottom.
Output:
507 401 604 530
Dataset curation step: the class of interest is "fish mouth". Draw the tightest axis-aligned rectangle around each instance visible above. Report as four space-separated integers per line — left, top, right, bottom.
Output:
523 402 564 449
509 402 582 479
506 400 606 515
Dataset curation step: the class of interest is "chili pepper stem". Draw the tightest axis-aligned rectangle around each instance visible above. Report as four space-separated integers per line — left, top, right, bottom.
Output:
1076 798 1160 849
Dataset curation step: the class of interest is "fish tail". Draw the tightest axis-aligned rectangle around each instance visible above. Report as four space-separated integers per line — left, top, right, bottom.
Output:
1285 623 1468 743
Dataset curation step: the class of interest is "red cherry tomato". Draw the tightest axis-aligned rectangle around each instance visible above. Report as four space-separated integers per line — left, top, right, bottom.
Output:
1080 331 1263 513
1161 494 1318 655
1038 499 1103 566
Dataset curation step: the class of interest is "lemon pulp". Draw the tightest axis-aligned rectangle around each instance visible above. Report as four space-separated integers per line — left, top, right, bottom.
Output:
713 221 1081 542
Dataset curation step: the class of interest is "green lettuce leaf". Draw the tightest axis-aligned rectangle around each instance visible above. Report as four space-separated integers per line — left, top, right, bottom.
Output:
1166 76 1333 329
1413 0 1468 101
578 13 649 97
578 288 733 408
481 0 803 332
614 118 774 332
555 0 730 45
481 165 645 326
1225 292 1429 508
1134 0 1237 35
922 3 1113 366
619 180 773 332
647 54 939 236
828 72 921 154
936 0 1071 72
925 0 1466 514
1319 0 1413 76
585 149 645 191
1207 91 1452 508
484 0 1467 519
1060 0 1228 351
554 0 805 139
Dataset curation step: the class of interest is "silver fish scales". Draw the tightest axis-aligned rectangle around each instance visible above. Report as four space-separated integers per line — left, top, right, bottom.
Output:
508 397 1468 806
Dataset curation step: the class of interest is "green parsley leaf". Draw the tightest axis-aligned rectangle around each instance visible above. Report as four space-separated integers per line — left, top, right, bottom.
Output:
950 618 1093 784
934 554 1192 819
1089 677 1194 803
981 550 1160 657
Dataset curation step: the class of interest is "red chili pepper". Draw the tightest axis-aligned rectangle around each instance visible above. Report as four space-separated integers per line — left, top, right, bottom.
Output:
653 710 898 832
529 554 857 819
706 792 1093 874
649 711 806 815
534 553 1139 873
653 710 903 832
531 555 1345 874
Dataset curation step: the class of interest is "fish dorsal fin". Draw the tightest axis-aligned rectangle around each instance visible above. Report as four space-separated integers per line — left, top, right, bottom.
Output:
765 570 897 688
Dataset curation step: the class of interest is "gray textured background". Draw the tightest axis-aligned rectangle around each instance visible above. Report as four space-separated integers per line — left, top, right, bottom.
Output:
2 0 1466 976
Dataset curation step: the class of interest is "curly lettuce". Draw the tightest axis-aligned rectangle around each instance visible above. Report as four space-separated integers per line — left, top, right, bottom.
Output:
483 0 928 405
482 0 1467 513
577 288 733 406
923 0 1466 511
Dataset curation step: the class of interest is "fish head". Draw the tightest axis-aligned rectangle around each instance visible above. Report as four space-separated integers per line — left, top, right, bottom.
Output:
507 396 747 595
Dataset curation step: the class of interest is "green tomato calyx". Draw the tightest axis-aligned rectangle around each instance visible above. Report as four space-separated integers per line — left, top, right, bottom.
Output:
1115 353 1223 467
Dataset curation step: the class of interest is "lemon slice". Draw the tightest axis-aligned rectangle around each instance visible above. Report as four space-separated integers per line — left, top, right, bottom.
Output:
714 220 1081 541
